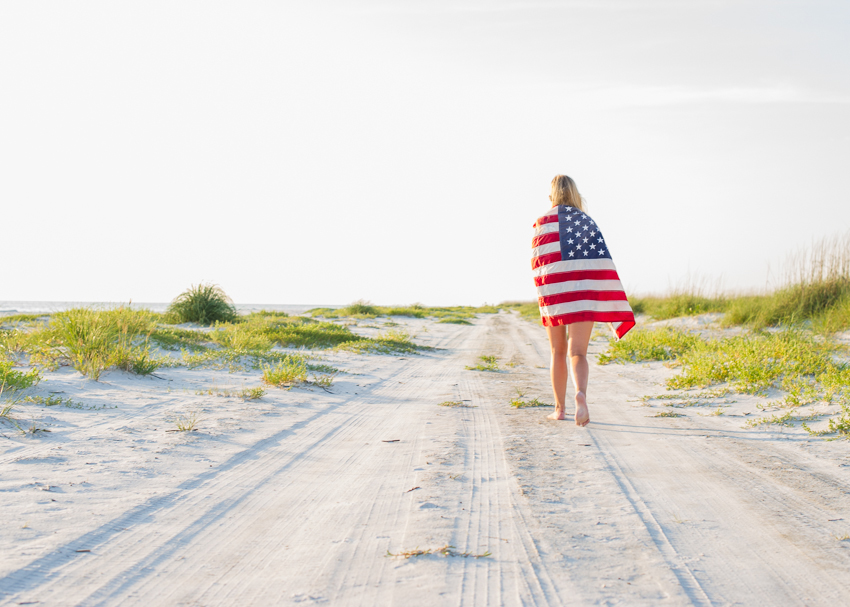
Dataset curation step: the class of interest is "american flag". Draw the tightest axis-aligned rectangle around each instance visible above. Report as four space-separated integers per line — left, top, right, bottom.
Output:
532 205 635 339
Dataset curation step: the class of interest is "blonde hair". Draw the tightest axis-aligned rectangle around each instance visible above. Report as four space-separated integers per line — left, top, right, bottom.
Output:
549 175 585 212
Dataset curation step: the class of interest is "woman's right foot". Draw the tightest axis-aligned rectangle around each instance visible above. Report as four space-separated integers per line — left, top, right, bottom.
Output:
574 391 590 426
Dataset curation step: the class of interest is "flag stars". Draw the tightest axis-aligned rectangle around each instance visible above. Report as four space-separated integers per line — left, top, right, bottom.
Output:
556 214 611 260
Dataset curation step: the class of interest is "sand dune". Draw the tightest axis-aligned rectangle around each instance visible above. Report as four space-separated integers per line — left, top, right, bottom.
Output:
2 312 850 605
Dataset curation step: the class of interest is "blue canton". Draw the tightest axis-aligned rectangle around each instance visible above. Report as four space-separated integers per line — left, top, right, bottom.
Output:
557 206 610 260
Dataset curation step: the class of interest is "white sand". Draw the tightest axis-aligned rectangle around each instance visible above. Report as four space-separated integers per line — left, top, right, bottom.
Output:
2 312 850 605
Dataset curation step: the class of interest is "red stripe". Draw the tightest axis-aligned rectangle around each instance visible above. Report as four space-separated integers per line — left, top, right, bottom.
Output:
614 321 636 339
532 214 558 229
538 290 628 307
533 269 620 287
531 252 561 270
531 232 560 248
540 310 636 327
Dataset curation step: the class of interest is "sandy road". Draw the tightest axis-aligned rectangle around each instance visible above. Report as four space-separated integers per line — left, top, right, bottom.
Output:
3 312 850 605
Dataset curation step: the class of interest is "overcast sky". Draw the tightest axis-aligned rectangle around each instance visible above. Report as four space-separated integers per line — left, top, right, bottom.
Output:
2 0 848 305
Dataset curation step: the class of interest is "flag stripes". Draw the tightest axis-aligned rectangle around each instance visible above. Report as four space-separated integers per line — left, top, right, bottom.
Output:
532 206 635 339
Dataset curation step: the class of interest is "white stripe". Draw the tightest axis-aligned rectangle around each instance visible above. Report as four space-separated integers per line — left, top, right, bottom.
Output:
531 242 560 258
533 258 617 277
540 299 633 317
533 222 559 238
535 279 624 297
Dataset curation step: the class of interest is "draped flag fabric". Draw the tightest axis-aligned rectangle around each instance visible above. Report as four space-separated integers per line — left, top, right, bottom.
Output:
532 205 635 339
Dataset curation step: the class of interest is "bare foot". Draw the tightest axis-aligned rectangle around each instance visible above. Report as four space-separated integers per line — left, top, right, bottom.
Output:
547 408 566 421
574 391 590 427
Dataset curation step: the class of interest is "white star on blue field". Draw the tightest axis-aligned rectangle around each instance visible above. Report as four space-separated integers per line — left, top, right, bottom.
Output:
558 207 610 260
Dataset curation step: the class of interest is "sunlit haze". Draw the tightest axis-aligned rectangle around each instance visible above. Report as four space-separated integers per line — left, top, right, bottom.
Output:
2 0 848 305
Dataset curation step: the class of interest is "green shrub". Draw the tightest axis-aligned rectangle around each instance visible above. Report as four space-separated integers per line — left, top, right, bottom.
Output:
167 283 238 325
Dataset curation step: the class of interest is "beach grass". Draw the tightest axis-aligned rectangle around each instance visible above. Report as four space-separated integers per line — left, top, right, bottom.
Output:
628 233 850 331
500 301 541 323
9 308 164 380
598 327 701 364
167 283 238 325
0 313 46 326
262 357 308 388
173 411 201 432
309 300 498 320
602 325 850 438
466 355 499 372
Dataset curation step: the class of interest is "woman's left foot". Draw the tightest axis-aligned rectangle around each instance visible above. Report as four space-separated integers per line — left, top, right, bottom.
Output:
547 408 566 420
574 391 590 426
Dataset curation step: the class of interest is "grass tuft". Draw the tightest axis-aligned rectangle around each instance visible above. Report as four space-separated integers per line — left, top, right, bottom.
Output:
47 308 162 379
466 355 499 372
262 357 308 388
173 411 201 432
167 283 237 325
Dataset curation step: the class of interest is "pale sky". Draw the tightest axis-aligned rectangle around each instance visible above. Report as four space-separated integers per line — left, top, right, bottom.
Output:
2 1 848 305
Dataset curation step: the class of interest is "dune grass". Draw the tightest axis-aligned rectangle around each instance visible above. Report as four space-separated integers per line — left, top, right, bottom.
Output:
438 317 472 325
598 327 700 364
0 361 41 421
602 325 850 438
500 301 541 323
0 314 46 326
335 328 423 355
167 283 237 325
262 357 308 388
466 355 499 372
628 233 850 332
309 300 498 320
3 308 166 380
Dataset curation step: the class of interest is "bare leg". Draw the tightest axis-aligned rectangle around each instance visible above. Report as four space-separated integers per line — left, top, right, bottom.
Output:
545 325 568 420
568 321 594 426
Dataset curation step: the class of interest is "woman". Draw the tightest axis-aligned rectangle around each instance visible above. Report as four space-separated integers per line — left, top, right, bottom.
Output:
531 175 635 426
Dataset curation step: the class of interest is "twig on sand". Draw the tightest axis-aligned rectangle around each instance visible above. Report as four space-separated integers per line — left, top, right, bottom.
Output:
386 544 491 559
